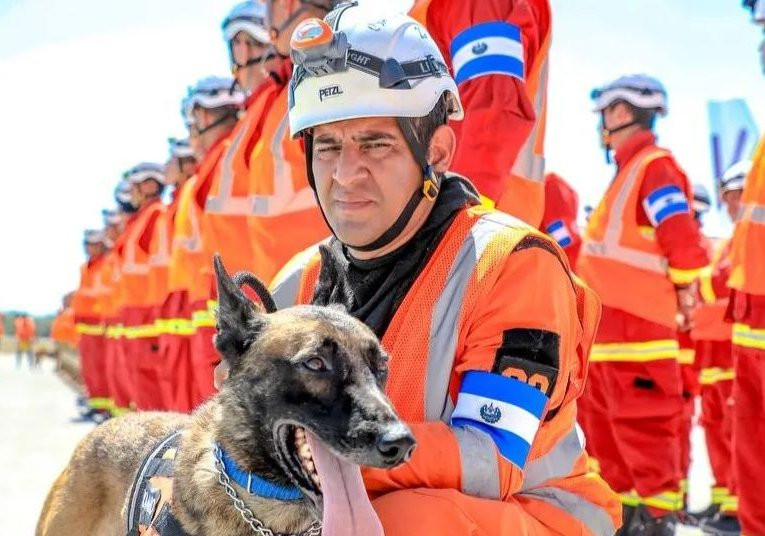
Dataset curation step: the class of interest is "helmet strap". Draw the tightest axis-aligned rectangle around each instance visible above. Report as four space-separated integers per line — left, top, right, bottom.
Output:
303 122 439 254
195 109 238 136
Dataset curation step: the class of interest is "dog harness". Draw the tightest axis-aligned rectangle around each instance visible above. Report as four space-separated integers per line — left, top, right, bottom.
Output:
126 431 191 536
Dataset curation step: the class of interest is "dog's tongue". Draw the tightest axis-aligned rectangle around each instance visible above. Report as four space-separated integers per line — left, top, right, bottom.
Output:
306 431 384 536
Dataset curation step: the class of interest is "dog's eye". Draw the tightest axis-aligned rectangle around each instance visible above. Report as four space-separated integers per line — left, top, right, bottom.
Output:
302 356 330 372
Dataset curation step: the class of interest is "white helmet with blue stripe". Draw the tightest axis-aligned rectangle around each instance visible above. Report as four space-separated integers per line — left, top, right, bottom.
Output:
591 74 668 115
124 162 167 185
222 1 270 44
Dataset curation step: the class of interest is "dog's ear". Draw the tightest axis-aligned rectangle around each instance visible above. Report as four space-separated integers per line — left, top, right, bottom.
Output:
213 255 265 366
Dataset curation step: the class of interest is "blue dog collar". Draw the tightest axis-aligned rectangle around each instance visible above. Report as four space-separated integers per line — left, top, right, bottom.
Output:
214 443 303 501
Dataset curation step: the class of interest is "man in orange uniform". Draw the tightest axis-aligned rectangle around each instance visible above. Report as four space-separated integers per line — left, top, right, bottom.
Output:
692 163 747 534
725 5 765 532
145 138 196 410
541 172 581 269
118 163 167 411
13 314 36 369
239 0 332 285
200 0 281 286
261 9 619 533
51 292 78 351
409 0 551 226
153 137 197 411
103 185 135 415
72 229 110 414
576 75 709 533
163 77 244 411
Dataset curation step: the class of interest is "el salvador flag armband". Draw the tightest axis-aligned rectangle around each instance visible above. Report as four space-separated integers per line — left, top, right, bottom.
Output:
545 219 573 248
450 370 549 469
450 21 524 84
642 185 690 227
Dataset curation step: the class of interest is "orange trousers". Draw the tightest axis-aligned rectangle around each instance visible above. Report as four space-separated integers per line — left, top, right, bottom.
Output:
157 290 194 412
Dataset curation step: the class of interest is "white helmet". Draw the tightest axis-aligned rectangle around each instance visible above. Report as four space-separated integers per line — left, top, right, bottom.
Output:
692 183 712 214
222 1 270 44
183 76 244 125
124 162 167 185
288 5 463 137
591 74 668 115
168 137 195 159
287 4 463 253
83 229 106 245
721 159 751 194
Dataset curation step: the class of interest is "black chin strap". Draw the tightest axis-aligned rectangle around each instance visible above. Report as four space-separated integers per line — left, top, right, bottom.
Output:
232 51 277 75
196 110 238 136
601 114 640 164
303 117 441 253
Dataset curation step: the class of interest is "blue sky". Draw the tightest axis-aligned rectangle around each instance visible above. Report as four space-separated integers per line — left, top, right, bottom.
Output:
0 0 763 315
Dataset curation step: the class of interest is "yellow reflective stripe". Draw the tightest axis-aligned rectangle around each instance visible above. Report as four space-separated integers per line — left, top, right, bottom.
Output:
733 323 765 350
207 299 218 313
698 265 717 304
123 324 159 339
587 456 601 474
75 323 105 336
590 339 679 362
720 494 739 513
479 195 496 209
712 486 730 505
154 318 194 335
699 367 735 385
88 397 113 410
110 406 132 417
641 490 683 511
668 265 707 286
105 325 126 338
620 491 641 507
678 348 695 365
192 310 216 328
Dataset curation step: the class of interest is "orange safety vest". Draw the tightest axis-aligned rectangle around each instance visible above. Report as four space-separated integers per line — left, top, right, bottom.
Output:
246 85 329 285
410 0 550 227
577 146 684 329
120 200 165 309
51 307 79 347
271 206 618 535
728 135 765 296
692 238 732 342
201 83 280 279
147 200 175 310
73 256 107 336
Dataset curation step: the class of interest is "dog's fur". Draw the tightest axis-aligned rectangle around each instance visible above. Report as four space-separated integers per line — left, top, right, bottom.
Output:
37 258 413 536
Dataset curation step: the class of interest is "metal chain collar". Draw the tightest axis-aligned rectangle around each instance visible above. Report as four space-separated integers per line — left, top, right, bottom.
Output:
212 445 322 536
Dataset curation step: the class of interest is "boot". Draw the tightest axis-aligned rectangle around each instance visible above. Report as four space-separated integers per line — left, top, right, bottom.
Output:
700 513 741 536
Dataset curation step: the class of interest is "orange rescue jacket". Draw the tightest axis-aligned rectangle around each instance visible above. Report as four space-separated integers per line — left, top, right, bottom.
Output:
578 146 690 328
272 205 619 535
729 135 765 296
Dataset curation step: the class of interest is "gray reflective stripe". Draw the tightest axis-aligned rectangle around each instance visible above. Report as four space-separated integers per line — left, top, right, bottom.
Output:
520 486 616 536
149 219 169 266
174 195 202 252
521 424 585 490
271 244 322 309
582 151 669 274
742 202 765 224
122 241 150 274
425 212 520 422
205 123 248 214
510 57 547 183
249 114 317 217
453 426 500 499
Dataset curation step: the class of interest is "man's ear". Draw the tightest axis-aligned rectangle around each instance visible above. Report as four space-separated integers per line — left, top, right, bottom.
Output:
213 255 265 367
427 124 457 174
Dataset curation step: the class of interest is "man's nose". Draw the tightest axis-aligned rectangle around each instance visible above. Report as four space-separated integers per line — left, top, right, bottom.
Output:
332 146 365 187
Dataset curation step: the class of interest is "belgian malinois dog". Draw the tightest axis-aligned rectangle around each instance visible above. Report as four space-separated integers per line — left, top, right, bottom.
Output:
37 256 415 536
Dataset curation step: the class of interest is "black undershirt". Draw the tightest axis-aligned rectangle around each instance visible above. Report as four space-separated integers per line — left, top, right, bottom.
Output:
312 175 481 338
